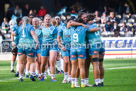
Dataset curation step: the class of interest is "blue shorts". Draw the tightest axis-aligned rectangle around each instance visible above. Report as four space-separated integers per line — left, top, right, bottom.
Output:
41 44 58 57
36 48 41 55
61 49 70 58
89 43 105 56
70 47 86 60
18 47 36 58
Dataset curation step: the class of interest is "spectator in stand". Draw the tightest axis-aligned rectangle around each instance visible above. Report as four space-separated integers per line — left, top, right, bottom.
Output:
23 4 30 16
6 4 15 21
108 12 118 24
120 22 128 32
38 5 47 18
14 5 22 17
28 11 35 24
123 3 133 14
101 12 108 24
1 18 10 34
128 23 135 31
103 5 109 15
104 20 113 32
112 22 120 37
71 6 77 14
28 10 36 17
33 9 37 16
94 11 101 23
112 22 120 32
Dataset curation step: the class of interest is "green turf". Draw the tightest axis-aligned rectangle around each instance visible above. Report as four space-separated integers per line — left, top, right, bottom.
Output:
0 59 136 91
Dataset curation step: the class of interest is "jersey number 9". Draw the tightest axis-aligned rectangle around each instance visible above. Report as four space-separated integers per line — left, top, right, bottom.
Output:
73 33 78 42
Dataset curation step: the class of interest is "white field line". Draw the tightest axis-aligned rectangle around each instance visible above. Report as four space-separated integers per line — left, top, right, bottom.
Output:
0 66 136 82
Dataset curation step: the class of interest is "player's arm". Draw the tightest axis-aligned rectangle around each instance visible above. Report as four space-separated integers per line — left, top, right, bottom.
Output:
89 28 100 32
67 21 89 29
11 33 16 47
12 31 17 36
31 29 39 50
57 30 66 51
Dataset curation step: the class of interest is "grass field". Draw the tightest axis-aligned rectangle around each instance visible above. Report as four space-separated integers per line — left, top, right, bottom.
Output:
0 59 136 91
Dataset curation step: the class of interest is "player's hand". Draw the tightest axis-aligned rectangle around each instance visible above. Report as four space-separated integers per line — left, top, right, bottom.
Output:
35 43 39 50
62 47 66 52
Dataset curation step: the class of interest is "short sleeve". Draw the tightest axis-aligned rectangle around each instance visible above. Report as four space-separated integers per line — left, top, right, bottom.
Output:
57 29 63 37
30 26 35 31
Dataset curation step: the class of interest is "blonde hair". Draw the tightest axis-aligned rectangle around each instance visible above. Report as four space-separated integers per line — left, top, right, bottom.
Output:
51 18 57 26
44 14 51 19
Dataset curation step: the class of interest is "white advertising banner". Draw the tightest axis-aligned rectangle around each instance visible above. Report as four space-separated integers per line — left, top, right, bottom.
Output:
102 37 136 59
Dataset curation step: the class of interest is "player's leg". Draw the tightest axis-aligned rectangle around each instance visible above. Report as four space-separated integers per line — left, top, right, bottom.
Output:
15 60 19 77
40 47 49 81
49 50 57 82
91 52 101 87
36 53 41 77
40 56 48 81
11 47 18 73
25 60 30 78
27 56 36 81
70 48 78 88
68 56 71 83
78 48 86 88
85 49 92 87
99 47 105 86
71 59 78 88
18 54 27 82
56 53 63 74
61 49 70 83
75 66 80 87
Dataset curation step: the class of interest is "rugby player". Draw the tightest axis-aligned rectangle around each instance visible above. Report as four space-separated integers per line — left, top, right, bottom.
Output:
12 16 39 82
40 14 58 82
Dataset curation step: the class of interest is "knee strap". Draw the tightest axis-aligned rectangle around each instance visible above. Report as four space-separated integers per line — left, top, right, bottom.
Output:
99 59 104 62
92 58 99 62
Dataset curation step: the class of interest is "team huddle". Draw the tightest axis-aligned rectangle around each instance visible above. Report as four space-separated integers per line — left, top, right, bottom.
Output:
10 12 105 88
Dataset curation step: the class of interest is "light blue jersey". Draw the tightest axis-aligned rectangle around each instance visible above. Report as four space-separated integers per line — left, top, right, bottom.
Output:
87 23 105 56
15 23 36 57
87 23 102 44
41 25 57 43
57 25 71 44
15 23 35 44
70 26 90 46
34 26 42 44
11 25 19 46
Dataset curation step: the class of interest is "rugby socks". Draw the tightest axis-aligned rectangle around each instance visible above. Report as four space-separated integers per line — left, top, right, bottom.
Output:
11 61 15 70
25 70 29 75
44 71 47 77
51 74 55 79
16 62 19 72
75 78 79 85
71 78 75 85
100 78 104 83
64 72 68 80
95 78 100 85
36 70 39 75
81 79 85 85
68 75 71 81
57 60 62 71
20 74 24 79
31 72 36 76
85 78 89 84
